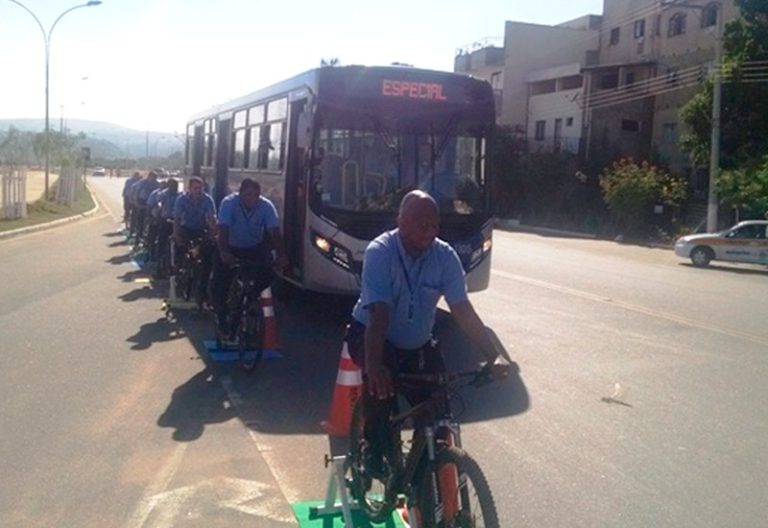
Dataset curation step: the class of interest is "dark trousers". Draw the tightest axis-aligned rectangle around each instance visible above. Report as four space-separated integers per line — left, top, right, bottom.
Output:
345 321 445 458
210 244 274 324
146 216 161 260
155 220 173 270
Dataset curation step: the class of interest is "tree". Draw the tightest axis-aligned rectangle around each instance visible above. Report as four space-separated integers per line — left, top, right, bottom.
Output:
600 159 687 236
717 158 768 220
680 0 768 168
0 126 30 167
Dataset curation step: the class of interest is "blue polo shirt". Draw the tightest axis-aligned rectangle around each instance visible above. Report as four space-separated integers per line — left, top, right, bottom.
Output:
174 192 216 231
218 193 279 249
351 229 468 350
158 189 178 220
133 178 159 206
122 175 141 197
147 188 164 218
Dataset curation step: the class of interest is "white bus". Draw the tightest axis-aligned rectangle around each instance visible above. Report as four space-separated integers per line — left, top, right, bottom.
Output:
186 65 495 295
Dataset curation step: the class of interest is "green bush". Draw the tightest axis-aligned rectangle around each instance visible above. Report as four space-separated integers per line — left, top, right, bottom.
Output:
600 159 687 236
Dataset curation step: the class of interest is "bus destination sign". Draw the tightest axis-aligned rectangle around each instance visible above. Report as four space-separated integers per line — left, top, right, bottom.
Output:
381 80 448 101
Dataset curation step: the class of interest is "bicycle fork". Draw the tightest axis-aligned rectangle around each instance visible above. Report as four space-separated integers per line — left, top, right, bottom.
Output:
407 419 462 527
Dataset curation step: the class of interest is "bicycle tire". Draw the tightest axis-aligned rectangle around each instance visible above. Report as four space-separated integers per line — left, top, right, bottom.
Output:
347 398 397 524
418 446 499 528
238 301 264 373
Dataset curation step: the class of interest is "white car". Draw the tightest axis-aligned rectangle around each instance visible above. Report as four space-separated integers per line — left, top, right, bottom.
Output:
674 220 768 267
91 167 106 177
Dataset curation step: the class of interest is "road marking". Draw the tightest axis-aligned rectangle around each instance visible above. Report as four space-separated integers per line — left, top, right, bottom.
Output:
491 269 768 347
125 443 187 528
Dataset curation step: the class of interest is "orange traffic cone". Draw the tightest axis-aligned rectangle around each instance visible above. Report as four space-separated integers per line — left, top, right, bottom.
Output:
260 287 281 354
321 342 363 437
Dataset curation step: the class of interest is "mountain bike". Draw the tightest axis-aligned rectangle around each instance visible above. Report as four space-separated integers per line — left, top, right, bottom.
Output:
215 261 272 373
347 362 515 527
174 236 211 311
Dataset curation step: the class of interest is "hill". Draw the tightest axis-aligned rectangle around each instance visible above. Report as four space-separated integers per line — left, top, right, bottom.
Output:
0 118 183 159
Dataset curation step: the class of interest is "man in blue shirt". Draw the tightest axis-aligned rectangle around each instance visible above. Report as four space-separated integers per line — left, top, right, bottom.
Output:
131 171 160 245
145 182 167 261
172 176 217 299
211 178 287 334
153 178 179 277
122 171 142 230
347 190 509 478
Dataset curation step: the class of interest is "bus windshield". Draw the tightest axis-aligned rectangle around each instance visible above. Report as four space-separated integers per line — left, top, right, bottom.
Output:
311 115 486 215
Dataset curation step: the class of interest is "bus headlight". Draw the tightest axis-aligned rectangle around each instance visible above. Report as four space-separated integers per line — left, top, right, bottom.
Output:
483 238 492 253
312 232 353 271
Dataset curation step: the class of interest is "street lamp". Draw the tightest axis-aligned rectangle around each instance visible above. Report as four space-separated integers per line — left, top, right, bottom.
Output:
5 0 102 200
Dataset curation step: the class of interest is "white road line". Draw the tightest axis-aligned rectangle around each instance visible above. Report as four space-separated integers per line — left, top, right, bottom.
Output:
124 443 188 528
491 269 768 347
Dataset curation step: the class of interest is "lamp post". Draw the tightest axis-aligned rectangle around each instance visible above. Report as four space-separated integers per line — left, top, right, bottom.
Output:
5 0 102 200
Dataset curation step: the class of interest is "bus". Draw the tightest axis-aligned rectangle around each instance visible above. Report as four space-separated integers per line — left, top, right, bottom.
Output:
185 65 495 295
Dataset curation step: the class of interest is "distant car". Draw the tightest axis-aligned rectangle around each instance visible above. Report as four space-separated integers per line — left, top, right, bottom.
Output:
674 220 768 267
92 167 106 177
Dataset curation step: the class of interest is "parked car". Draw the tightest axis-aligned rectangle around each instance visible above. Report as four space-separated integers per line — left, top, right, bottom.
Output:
674 220 768 267
91 167 106 177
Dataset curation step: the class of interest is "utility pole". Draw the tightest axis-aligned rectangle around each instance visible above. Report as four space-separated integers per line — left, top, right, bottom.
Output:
706 2 724 233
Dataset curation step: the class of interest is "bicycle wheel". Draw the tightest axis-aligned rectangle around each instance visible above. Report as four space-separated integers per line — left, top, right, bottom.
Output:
238 301 264 372
347 398 398 524
418 446 499 528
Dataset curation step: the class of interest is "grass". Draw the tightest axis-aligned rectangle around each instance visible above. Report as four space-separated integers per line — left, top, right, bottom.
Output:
0 179 95 233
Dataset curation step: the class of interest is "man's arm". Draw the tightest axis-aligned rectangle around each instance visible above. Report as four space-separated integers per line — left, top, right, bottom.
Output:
269 227 288 269
365 302 393 400
449 300 499 363
218 225 234 264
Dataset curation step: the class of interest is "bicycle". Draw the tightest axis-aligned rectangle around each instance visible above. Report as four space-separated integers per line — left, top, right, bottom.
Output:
215 261 272 373
173 236 211 311
347 362 515 527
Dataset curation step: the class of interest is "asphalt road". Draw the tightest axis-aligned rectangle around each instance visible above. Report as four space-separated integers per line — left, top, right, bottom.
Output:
1 176 766 527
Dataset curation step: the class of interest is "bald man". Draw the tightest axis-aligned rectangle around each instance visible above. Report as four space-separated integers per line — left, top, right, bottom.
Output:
346 190 509 479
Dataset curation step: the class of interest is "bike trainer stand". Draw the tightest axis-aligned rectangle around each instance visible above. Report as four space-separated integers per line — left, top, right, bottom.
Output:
307 455 357 526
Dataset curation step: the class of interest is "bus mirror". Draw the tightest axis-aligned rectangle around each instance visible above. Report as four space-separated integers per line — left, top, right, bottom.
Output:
297 113 311 149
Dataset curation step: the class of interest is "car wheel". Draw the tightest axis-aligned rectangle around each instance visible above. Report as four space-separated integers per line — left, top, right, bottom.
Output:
690 246 714 267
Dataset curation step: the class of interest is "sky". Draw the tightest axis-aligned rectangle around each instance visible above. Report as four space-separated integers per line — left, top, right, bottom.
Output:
0 0 604 134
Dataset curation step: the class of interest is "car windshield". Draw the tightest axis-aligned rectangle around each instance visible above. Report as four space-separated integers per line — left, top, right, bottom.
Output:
311 114 486 215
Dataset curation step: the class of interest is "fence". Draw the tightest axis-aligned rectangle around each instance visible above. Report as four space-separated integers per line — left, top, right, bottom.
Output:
1 167 27 220
56 166 79 206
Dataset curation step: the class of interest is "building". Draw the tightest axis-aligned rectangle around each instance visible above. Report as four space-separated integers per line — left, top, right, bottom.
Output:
457 0 738 190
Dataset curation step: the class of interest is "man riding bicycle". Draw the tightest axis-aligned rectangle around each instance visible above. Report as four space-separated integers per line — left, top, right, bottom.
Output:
346 190 511 478
172 176 216 298
211 178 287 336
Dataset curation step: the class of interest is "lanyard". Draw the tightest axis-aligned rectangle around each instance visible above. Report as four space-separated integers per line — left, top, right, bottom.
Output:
395 238 425 323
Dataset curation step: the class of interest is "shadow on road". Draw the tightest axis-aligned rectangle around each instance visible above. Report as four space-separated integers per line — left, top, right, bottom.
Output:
157 366 236 441
678 262 767 276
126 316 188 350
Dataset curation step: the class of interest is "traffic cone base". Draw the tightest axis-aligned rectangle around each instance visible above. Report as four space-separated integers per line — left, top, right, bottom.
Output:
322 342 363 437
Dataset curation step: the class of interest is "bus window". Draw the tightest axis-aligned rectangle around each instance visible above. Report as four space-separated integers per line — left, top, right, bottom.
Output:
312 120 485 215
266 122 285 171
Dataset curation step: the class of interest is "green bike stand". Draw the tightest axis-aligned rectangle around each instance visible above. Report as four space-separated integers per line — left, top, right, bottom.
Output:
292 455 405 527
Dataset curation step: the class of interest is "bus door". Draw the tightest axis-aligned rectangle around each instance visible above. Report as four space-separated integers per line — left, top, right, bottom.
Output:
284 98 309 281
192 124 204 178
214 118 232 205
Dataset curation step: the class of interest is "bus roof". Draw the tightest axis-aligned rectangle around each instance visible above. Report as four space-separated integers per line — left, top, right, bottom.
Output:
187 65 494 125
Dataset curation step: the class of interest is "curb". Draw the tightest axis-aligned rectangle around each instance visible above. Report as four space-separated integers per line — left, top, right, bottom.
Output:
494 218 675 249
494 218 598 239
0 186 101 241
